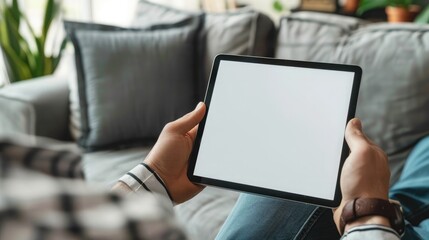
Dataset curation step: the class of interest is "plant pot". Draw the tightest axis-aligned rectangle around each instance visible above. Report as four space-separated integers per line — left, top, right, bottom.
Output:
409 5 421 21
386 6 411 23
343 0 360 14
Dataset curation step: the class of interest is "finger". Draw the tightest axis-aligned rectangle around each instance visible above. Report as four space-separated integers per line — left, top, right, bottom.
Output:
345 118 371 151
187 125 199 142
168 102 206 134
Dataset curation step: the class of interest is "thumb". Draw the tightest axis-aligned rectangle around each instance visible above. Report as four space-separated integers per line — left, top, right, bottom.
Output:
167 102 206 134
345 118 371 151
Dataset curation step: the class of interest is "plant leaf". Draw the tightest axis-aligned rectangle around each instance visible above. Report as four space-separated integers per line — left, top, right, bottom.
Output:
357 0 388 16
19 13 44 76
0 0 62 82
43 55 53 75
273 0 284 12
2 44 32 81
0 9 10 46
4 11 29 60
20 40 38 76
411 0 423 5
389 0 412 7
42 0 60 41
1 46 18 82
34 37 45 76
3 7 22 57
22 11 45 77
415 5 429 23
11 0 20 27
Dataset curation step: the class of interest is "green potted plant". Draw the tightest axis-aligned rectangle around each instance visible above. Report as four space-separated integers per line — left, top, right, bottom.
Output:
357 0 429 23
0 0 66 84
387 0 414 22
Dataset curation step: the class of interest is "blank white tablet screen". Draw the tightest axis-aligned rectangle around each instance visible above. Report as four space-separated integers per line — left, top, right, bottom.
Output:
193 60 355 200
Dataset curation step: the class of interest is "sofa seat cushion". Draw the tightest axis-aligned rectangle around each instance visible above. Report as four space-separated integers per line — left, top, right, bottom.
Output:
276 12 429 184
83 146 151 187
83 146 238 240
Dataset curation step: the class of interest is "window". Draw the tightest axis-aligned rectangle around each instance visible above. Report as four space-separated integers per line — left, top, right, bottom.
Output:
0 0 139 84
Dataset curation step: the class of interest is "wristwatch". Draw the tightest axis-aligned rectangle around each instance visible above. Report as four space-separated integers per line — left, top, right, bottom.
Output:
340 198 405 236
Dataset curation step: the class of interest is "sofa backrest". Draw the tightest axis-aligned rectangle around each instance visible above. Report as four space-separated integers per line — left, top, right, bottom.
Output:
276 12 363 62
132 1 276 100
276 12 429 183
65 1 276 146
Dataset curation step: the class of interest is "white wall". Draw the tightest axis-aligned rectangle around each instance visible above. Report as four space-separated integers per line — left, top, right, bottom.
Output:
91 0 139 26
87 0 306 24
148 0 301 21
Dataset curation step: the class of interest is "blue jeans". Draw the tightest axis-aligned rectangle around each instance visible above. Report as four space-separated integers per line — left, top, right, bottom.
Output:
216 136 429 240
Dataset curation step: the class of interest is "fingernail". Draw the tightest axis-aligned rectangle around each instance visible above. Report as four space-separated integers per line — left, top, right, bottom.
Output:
352 118 362 130
195 102 203 110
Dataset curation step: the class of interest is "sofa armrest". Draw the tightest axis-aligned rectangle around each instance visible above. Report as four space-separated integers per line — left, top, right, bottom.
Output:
0 75 71 141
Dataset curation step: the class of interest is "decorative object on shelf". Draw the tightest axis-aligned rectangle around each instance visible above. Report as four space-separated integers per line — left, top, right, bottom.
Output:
343 0 361 14
357 0 429 23
273 0 285 12
386 3 413 22
299 0 338 13
415 4 429 23
0 0 66 84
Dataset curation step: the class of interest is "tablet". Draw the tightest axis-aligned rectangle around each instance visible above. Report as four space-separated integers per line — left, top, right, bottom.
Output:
188 55 361 207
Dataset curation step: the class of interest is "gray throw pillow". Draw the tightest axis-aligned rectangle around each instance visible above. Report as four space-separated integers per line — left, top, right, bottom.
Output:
65 19 200 151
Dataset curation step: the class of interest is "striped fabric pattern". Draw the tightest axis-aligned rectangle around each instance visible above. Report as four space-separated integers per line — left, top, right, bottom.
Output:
119 163 173 204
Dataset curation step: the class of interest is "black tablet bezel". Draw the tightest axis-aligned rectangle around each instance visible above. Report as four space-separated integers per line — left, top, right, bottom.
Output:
187 54 362 208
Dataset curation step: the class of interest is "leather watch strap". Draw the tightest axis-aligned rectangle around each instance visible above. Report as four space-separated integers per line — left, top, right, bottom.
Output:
339 198 395 235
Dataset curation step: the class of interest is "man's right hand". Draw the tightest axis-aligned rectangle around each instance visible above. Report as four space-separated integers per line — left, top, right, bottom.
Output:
333 118 391 233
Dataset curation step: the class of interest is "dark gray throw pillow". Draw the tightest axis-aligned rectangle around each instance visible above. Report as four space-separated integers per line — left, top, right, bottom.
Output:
65 19 200 151
132 0 276 100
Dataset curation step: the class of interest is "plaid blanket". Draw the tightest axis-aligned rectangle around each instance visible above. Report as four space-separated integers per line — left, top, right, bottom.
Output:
0 141 185 240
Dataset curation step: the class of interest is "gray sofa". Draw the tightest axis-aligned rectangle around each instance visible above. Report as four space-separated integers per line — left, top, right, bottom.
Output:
1 6 429 239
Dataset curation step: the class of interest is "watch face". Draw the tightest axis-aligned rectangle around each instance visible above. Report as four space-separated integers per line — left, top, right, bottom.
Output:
391 201 405 236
